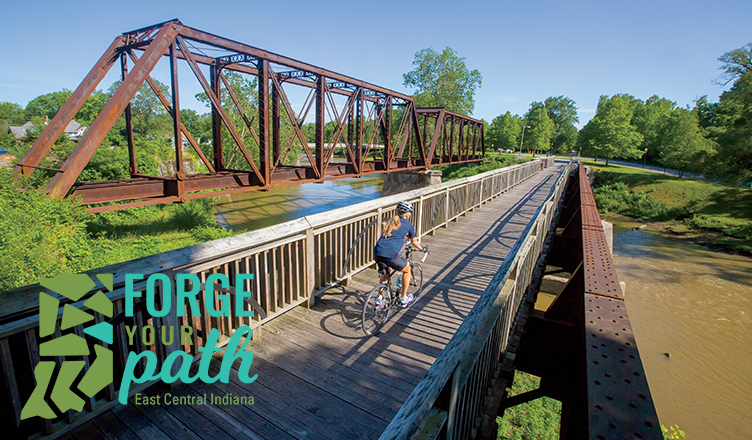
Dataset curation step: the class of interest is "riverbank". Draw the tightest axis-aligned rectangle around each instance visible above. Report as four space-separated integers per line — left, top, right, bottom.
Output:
435 152 529 181
584 159 752 255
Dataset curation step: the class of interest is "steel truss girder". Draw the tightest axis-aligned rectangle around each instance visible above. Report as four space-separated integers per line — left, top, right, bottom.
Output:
17 19 484 211
514 164 662 440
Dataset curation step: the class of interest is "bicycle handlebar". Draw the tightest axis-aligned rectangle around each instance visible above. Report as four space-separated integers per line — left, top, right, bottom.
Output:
421 245 429 262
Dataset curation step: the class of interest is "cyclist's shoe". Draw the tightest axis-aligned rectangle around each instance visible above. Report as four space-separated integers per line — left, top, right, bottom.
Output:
401 294 414 308
374 295 384 308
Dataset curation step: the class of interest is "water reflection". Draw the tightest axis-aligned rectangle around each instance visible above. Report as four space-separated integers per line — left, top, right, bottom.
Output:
215 174 384 231
605 214 752 439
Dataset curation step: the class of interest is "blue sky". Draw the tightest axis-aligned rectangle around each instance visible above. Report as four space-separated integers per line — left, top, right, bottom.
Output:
1 0 750 128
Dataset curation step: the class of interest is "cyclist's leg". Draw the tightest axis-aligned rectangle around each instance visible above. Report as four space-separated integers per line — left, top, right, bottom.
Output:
400 263 411 299
378 256 409 298
375 259 390 284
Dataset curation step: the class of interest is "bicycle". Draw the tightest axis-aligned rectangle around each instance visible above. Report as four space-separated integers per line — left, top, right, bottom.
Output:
362 245 429 336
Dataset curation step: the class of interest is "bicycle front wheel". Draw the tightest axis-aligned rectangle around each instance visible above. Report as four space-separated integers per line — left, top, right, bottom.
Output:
407 262 423 307
363 284 391 336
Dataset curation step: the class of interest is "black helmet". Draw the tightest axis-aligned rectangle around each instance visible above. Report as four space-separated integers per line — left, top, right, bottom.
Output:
396 201 414 214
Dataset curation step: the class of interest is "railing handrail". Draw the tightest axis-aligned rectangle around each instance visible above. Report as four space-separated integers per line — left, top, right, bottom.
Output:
0 159 545 323
379 159 571 439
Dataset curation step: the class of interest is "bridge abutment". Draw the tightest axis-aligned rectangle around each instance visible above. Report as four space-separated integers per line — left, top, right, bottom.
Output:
381 169 442 197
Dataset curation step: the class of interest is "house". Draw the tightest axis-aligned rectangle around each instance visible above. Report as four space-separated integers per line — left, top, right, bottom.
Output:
8 122 34 139
7 119 87 141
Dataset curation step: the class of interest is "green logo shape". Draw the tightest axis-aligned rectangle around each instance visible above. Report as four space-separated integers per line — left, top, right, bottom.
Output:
21 274 114 420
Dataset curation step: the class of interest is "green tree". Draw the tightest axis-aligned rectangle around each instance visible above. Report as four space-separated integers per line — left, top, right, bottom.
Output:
717 42 752 85
489 111 522 151
75 90 110 126
0 102 26 126
705 71 752 184
402 47 482 115
109 80 172 139
544 96 579 154
25 90 73 119
657 108 715 177
524 108 554 155
585 94 643 165
632 95 675 161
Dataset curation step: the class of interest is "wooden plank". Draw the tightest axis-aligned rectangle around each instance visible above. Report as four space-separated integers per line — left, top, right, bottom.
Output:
247 330 405 421
70 420 107 440
130 396 203 440
209 357 386 440
112 404 171 440
90 409 140 440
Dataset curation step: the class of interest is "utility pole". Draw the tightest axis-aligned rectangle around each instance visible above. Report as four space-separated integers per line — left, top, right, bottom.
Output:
643 148 648 168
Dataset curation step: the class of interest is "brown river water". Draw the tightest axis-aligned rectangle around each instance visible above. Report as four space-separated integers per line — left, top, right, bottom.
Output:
214 174 384 231
603 214 752 439
213 176 752 439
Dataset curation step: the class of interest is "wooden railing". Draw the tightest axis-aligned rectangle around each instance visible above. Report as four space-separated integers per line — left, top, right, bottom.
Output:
0 157 556 439
380 159 572 440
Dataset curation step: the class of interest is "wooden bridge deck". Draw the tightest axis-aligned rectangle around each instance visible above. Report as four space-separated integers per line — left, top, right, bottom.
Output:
61 162 567 440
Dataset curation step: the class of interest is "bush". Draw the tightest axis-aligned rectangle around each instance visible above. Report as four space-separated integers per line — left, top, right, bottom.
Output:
168 198 219 229
594 182 672 220
190 225 235 242
0 169 92 291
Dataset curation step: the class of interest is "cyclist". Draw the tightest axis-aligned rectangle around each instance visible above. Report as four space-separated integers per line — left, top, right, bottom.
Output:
373 201 425 308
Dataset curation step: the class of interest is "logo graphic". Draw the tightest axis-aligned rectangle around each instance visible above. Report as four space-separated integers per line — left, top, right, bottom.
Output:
21 274 114 420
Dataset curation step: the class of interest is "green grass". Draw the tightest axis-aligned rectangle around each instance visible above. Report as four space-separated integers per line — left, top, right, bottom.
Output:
497 371 561 440
435 153 529 181
582 159 752 254
86 199 236 268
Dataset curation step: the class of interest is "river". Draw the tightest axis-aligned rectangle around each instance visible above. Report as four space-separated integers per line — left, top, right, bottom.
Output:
603 214 752 439
214 174 384 231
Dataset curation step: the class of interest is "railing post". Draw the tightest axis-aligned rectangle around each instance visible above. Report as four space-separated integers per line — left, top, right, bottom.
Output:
162 269 180 378
417 195 424 238
444 188 450 228
464 183 470 216
445 368 462 440
376 207 383 240
305 227 316 308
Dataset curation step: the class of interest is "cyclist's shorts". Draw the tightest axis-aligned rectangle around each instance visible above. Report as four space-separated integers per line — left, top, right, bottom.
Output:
375 255 408 273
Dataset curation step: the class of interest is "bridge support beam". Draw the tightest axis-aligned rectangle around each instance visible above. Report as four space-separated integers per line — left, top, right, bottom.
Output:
501 163 662 440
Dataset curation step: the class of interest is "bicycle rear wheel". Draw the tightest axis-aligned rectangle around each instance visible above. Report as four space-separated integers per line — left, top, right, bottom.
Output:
363 284 391 336
407 262 423 307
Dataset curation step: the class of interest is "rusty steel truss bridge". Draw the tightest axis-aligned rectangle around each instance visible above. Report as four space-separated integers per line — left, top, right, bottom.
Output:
14 19 484 213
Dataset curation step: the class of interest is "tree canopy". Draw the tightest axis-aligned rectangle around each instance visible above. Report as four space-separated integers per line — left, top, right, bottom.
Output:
717 42 752 85
579 94 643 164
524 107 555 155
403 47 482 116
488 111 522 151
657 108 715 177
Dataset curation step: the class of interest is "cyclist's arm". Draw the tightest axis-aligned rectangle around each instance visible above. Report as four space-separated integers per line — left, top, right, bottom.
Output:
410 236 424 252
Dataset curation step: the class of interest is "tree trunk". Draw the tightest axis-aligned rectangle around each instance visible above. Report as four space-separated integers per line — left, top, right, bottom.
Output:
605 153 610 166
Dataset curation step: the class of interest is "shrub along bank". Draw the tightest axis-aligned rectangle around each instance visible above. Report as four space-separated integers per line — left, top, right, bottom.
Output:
0 168 233 292
585 160 752 255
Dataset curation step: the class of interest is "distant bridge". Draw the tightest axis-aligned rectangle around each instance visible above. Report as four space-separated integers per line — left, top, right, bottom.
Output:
0 158 663 439
14 20 484 213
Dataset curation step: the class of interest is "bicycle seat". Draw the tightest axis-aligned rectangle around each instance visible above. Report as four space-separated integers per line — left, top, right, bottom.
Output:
376 262 389 275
